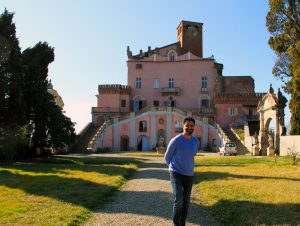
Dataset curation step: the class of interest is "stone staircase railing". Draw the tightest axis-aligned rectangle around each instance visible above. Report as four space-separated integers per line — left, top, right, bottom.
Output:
87 107 225 152
87 120 112 152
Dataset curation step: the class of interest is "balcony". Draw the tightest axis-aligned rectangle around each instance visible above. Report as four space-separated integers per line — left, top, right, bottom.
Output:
201 87 208 94
186 107 216 115
161 87 181 96
92 107 128 113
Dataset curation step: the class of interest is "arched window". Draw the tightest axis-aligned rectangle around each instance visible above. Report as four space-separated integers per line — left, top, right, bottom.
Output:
168 50 177 62
133 95 145 112
199 95 210 108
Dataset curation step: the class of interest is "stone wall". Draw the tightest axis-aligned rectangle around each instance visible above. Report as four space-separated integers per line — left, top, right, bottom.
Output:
280 135 300 156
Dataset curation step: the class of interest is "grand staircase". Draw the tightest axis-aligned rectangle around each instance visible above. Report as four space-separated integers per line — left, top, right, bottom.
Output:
69 123 100 153
222 127 249 155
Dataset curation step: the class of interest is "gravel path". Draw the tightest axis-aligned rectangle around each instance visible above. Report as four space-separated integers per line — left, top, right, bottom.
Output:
84 155 220 226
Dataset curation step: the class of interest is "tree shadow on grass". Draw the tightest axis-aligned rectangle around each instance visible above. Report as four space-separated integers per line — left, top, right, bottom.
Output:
193 169 300 184
0 164 137 177
210 199 300 226
0 169 126 210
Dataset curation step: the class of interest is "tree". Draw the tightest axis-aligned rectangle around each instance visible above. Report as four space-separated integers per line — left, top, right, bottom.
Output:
0 9 25 127
266 0 300 134
22 42 76 155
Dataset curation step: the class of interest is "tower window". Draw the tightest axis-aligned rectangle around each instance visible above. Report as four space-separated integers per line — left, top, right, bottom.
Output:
201 77 207 91
153 78 159 88
136 77 141 89
136 64 142 69
168 78 174 88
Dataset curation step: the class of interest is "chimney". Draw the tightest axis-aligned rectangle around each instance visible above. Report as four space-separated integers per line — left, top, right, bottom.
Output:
127 46 132 58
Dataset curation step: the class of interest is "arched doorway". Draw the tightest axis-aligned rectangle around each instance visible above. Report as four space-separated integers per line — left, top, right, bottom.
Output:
257 85 287 155
120 135 129 151
137 135 149 151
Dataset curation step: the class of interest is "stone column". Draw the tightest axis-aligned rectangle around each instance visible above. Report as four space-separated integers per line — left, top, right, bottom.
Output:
129 112 136 150
150 112 157 150
275 110 280 154
166 113 172 144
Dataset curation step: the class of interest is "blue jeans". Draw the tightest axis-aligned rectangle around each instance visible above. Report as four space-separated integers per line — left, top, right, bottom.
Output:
169 171 193 226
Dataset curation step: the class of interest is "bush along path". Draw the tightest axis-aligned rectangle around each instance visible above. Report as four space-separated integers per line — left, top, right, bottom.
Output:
85 155 219 226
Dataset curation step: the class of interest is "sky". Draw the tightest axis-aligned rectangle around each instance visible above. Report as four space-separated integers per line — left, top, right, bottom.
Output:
1 0 291 133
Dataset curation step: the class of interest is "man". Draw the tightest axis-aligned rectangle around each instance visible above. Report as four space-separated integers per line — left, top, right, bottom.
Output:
164 117 199 226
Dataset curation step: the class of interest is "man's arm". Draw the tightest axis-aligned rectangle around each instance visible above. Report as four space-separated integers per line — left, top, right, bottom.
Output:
164 138 176 165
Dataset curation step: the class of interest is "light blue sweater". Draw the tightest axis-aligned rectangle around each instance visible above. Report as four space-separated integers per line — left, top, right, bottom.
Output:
164 134 199 176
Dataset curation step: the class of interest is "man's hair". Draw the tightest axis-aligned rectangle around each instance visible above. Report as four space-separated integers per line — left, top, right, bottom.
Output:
183 117 195 125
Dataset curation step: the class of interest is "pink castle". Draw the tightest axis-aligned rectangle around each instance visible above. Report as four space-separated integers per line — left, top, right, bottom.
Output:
89 21 263 152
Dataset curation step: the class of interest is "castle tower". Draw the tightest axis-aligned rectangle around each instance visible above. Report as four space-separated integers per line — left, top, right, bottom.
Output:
177 21 203 57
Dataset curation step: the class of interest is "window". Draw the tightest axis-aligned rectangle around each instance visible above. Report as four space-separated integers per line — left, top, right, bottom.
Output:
136 64 142 69
134 100 146 112
169 55 175 62
168 78 174 88
168 50 177 62
165 100 176 107
121 100 126 107
136 77 141 88
175 121 183 133
201 77 207 91
139 121 147 132
228 107 237 116
201 99 209 108
153 100 159 107
153 78 159 88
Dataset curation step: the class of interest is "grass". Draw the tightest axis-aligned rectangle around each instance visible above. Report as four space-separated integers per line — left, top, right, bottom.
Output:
194 156 300 226
0 156 141 226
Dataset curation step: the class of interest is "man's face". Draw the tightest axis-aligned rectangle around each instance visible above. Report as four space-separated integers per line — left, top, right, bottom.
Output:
183 120 195 135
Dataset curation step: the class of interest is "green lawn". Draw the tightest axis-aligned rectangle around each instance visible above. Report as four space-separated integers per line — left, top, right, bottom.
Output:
0 156 141 226
194 156 300 226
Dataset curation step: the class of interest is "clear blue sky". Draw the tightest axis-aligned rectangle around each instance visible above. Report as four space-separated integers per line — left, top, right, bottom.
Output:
1 0 291 133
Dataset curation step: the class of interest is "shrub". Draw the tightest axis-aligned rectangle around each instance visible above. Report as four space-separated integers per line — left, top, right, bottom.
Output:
287 145 299 165
0 126 29 162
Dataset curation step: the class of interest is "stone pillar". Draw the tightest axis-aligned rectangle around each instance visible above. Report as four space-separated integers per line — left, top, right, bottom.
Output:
129 112 136 150
150 113 157 150
275 111 280 154
166 113 172 144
